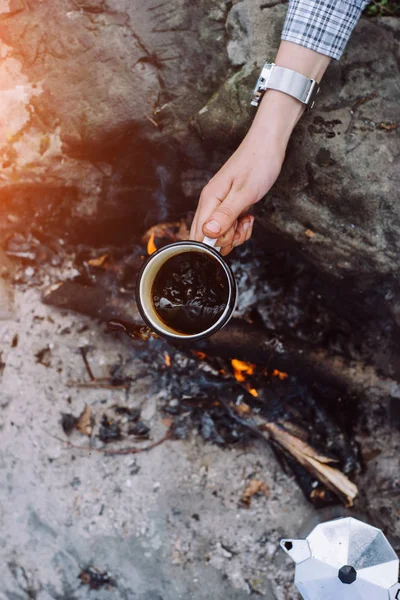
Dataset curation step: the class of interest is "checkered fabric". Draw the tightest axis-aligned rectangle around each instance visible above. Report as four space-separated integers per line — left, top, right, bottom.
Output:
281 0 370 60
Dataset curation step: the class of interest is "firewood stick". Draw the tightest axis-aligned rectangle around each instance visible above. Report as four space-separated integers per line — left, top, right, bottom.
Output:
262 422 358 507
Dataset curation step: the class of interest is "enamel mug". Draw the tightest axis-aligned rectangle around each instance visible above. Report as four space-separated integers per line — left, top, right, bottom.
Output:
135 236 237 342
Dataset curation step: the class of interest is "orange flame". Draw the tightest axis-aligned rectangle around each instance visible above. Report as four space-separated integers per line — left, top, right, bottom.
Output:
164 352 171 367
272 369 288 380
147 231 157 255
231 359 255 382
246 385 259 398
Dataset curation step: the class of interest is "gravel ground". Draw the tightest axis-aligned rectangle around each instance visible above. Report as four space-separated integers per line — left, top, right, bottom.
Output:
0 281 325 600
1 236 400 599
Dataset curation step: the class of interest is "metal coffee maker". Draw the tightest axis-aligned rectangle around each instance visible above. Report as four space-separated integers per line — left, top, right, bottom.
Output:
281 517 400 600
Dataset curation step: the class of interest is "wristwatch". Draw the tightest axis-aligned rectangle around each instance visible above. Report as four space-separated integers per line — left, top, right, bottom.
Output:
251 62 320 109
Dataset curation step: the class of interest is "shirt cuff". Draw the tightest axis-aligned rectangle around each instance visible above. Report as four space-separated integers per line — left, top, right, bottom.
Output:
281 0 369 60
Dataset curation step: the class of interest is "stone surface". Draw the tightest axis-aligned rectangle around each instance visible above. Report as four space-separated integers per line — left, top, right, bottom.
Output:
195 2 400 284
0 0 231 243
0 0 398 288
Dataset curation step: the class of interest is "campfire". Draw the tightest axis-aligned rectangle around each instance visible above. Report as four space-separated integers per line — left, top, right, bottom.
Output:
38 215 397 510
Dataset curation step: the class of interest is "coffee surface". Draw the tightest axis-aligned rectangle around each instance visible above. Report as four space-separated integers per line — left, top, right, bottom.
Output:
152 251 229 335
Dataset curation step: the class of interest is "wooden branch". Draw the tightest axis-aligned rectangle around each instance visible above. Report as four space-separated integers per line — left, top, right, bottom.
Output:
263 422 358 507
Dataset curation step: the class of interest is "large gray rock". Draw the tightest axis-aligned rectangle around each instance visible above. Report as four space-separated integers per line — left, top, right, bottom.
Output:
0 0 399 287
0 0 230 145
195 1 400 283
0 0 231 242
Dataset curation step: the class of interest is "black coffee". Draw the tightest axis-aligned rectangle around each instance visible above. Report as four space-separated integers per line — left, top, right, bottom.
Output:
151 251 229 335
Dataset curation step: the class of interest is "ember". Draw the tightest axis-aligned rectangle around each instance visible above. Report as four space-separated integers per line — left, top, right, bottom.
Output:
231 359 255 382
272 369 288 380
246 385 259 398
164 352 171 367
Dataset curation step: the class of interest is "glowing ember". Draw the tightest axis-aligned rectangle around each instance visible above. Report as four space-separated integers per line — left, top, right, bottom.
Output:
87 254 108 268
231 359 255 382
246 385 259 398
147 231 157 255
272 369 288 380
164 353 171 367
193 351 206 360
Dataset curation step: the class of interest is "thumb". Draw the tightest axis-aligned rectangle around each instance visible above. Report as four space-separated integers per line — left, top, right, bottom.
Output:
202 192 249 239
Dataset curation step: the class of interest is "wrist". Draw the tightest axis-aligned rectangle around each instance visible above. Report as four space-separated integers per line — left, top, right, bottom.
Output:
249 89 304 147
275 41 331 83
248 41 331 145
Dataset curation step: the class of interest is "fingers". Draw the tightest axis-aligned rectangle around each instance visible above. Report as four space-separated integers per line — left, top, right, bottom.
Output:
234 215 254 247
220 215 254 256
217 223 237 249
190 177 233 243
202 189 252 240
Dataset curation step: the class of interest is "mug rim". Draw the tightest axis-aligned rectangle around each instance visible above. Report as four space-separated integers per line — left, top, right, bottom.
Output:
135 240 237 342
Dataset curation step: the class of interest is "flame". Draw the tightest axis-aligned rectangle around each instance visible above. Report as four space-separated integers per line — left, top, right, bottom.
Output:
147 231 157 255
164 352 171 367
272 369 288 380
231 359 255 382
246 385 259 398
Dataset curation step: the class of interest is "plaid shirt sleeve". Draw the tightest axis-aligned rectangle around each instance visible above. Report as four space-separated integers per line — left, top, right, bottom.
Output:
281 0 370 60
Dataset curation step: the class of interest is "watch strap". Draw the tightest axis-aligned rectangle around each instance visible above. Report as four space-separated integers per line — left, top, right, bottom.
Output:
268 65 318 106
251 63 320 109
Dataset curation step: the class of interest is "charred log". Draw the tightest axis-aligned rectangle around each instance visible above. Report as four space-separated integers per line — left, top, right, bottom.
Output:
191 320 400 398
43 281 400 399
42 281 138 323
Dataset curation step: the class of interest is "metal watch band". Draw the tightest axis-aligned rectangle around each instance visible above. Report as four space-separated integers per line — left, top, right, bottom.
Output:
251 63 320 109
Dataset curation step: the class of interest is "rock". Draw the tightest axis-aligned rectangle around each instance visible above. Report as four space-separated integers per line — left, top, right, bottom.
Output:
0 0 399 290
226 2 286 67
0 0 231 244
196 4 400 285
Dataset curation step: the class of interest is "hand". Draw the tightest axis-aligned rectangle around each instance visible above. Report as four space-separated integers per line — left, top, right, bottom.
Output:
190 41 331 255
190 127 285 256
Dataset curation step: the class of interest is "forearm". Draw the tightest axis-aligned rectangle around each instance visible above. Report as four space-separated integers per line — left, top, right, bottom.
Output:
251 0 370 142
249 41 331 147
191 0 368 252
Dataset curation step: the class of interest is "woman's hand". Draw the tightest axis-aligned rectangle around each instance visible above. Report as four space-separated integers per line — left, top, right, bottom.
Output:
189 89 303 255
189 126 285 256
190 42 330 255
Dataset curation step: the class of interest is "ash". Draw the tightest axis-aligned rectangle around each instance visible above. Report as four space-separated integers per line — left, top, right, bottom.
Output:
0 231 399 600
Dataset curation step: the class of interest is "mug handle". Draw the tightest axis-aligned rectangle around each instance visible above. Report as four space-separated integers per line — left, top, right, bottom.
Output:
202 236 221 252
